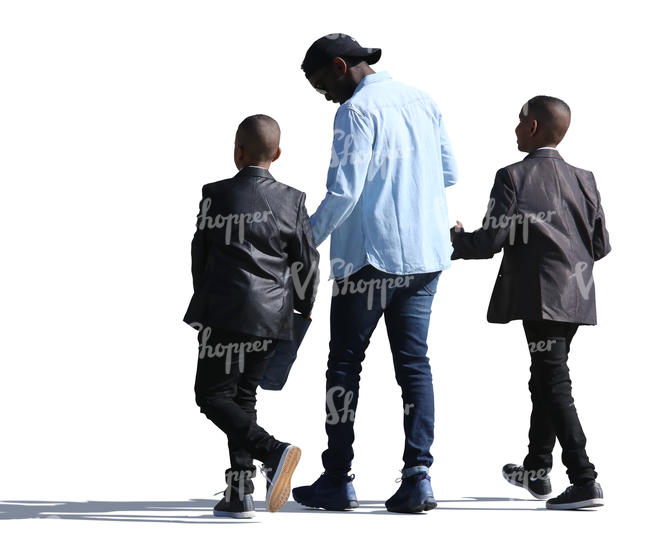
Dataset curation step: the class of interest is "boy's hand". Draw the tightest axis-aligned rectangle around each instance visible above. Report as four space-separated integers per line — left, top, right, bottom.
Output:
450 220 464 241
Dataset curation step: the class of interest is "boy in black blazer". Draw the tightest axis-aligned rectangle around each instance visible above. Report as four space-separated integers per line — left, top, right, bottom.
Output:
184 114 319 518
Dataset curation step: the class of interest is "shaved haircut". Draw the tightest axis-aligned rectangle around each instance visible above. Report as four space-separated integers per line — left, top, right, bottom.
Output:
522 96 571 145
236 114 281 162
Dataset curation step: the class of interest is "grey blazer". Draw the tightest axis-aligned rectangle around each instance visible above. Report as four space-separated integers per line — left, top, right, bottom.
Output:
451 148 611 325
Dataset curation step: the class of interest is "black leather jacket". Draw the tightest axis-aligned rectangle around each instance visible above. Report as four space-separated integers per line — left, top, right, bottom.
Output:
452 149 611 325
183 166 319 340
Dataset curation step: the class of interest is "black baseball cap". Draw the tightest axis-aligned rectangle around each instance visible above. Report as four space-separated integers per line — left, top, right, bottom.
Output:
301 33 381 78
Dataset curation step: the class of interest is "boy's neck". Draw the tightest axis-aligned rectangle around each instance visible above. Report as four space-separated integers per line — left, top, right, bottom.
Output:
238 162 271 170
529 144 559 153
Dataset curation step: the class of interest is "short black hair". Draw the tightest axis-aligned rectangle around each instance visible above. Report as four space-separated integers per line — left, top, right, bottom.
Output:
524 95 571 122
235 114 280 162
523 96 571 144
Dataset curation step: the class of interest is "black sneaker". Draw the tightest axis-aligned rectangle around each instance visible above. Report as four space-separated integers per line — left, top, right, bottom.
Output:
546 481 604 510
260 443 301 513
213 493 255 519
502 463 552 499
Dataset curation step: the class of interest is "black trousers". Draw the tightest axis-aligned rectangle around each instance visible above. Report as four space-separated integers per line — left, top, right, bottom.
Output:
194 326 280 497
522 320 597 484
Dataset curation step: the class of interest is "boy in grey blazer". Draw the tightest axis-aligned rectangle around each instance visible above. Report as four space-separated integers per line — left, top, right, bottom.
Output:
451 96 610 510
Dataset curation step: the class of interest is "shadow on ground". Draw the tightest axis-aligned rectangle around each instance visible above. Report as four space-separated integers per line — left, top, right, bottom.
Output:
0 496 557 522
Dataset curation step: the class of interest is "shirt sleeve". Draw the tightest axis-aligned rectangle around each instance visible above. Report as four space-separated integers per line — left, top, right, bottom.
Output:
439 113 458 188
309 105 373 247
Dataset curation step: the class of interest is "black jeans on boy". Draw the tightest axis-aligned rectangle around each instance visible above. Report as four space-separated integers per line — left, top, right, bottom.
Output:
522 319 597 484
194 326 281 498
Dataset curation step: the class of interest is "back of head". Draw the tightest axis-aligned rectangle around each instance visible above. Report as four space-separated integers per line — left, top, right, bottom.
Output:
523 96 571 145
236 114 281 162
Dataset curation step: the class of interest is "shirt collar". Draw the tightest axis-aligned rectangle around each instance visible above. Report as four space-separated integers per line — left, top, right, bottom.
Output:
352 70 391 96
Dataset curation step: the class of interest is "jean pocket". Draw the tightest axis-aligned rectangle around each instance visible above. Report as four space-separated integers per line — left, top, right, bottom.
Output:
421 272 441 296
422 282 437 296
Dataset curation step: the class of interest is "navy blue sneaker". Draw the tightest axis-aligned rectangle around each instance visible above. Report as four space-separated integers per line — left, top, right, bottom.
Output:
292 472 359 510
385 471 437 513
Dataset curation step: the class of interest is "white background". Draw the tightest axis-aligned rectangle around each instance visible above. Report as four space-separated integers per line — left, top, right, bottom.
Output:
1 0 648 534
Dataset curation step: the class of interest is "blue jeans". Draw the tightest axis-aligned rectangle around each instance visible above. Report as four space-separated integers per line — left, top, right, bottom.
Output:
321 265 441 476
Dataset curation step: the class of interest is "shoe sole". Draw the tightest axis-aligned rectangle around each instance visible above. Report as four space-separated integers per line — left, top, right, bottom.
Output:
502 471 553 500
213 509 255 519
295 500 359 511
266 446 301 513
546 498 605 510
386 501 437 514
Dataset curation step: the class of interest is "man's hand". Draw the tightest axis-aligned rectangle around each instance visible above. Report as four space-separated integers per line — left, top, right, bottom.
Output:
450 220 464 241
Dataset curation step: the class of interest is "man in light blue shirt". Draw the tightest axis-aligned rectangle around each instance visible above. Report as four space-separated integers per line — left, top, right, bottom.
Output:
310 66 457 279
292 34 458 514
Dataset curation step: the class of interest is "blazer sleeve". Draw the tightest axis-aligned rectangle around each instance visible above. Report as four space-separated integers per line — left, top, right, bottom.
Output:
190 185 209 292
591 174 611 261
451 168 517 259
288 192 320 316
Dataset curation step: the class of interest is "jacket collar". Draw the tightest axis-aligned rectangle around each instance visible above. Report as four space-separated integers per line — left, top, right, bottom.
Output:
524 148 564 161
233 165 275 180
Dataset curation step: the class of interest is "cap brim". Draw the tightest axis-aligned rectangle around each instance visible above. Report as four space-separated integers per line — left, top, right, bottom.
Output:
344 47 381 65
363 48 381 65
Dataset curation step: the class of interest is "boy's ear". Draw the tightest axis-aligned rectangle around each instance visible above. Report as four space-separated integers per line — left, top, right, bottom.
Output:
271 146 281 162
234 144 245 168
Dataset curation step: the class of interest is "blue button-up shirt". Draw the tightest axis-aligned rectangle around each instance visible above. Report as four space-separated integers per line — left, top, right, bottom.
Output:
310 71 458 279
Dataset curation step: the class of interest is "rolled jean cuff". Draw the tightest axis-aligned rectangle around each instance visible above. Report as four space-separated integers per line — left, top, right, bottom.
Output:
401 465 429 478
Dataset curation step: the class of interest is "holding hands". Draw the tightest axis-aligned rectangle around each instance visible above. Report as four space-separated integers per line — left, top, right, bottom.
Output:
450 220 464 241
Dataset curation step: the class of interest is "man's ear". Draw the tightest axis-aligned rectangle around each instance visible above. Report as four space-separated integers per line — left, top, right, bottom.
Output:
332 57 348 76
530 119 538 137
271 146 281 163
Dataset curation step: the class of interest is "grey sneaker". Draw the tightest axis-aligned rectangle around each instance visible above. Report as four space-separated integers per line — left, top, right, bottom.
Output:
502 463 552 499
213 493 255 519
260 443 302 513
546 481 604 510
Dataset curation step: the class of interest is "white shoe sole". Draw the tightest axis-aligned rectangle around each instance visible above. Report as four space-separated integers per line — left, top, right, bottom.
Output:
213 509 255 519
547 498 604 510
266 445 301 513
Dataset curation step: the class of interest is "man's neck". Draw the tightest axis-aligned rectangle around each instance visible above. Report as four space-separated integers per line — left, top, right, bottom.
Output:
350 66 376 90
